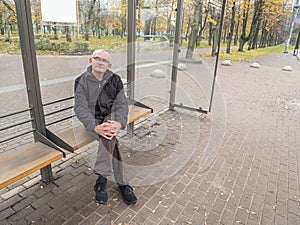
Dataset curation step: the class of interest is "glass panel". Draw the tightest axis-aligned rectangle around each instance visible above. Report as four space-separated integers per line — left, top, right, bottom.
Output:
0 0 33 153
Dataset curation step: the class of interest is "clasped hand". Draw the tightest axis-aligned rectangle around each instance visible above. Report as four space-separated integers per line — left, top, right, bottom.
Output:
94 120 122 140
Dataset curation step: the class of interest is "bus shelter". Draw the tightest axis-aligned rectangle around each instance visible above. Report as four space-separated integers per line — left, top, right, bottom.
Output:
0 0 226 185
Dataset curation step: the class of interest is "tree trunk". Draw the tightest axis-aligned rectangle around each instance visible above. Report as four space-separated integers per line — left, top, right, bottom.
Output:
84 0 96 41
223 24 227 44
248 0 264 50
166 0 176 33
226 0 236 54
238 0 250 52
234 18 239 46
208 22 212 46
185 17 191 41
259 20 267 48
66 26 72 42
186 0 203 59
153 0 159 36
211 26 218 56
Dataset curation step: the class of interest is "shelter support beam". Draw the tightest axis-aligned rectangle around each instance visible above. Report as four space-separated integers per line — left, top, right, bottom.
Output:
14 0 73 183
127 0 137 134
169 0 183 111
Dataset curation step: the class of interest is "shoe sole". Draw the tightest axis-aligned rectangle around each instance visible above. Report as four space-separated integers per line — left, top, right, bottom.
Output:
123 199 137 205
94 199 107 205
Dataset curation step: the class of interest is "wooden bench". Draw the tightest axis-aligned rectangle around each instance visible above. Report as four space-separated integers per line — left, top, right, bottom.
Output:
0 142 63 189
0 103 152 189
57 104 153 150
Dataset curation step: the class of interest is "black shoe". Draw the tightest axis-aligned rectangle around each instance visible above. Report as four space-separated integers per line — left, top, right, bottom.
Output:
119 185 137 205
94 175 107 204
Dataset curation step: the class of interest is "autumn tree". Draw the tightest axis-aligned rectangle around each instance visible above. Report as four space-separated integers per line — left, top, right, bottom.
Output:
259 0 289 47
0 0 15 41
238 0 250 51
81 0 97 41
226 0 237 53
247 0 265 50
186 0 204 59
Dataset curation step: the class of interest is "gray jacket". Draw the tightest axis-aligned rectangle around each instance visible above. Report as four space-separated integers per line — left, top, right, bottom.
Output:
74 66 128 133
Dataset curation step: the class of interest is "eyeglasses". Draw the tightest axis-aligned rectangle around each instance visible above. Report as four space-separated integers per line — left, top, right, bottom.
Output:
92 57 110 64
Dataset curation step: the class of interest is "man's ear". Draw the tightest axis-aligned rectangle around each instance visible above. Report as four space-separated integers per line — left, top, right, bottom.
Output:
107 63 112 69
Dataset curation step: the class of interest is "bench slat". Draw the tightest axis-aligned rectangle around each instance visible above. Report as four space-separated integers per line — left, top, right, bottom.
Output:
0 142 63 189
57 105 152 151
57 125 94 151
128 105 152 124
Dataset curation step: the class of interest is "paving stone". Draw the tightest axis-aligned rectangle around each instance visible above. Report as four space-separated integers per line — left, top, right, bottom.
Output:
220 208 235 225
287 199 299 216
62 213 85 225
7 206 34 223
33 183 57 198
1 186 25 200
114 207 139 224
11 195 37 212
18 184 40 199
95 210 119 225
148 204 169 223
0 207 15 220
274 215 287 225
6 177 30 190
206 210 220 224
211 198 226 215
25 204 52 223
0 195 22 212
22 176 42 189
166 198 184 219
1 53 300 225
79 212 102 225
145 194 163 211
287 212 299 225
0 219 11 225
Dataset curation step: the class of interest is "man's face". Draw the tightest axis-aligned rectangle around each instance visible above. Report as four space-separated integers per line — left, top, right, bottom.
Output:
90 50 112 75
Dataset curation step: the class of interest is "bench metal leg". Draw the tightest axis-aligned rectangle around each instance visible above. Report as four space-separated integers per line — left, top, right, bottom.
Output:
40 165 54 183
127 123 134 137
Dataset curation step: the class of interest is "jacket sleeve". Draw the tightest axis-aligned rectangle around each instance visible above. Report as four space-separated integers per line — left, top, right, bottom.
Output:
74 77 97 133
111 78 128 130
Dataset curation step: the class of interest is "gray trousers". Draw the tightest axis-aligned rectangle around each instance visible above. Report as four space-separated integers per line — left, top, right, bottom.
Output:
93 131 128 185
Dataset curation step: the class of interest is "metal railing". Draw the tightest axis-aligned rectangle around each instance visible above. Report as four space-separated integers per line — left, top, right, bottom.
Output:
0 96 74 144
0 107 33 144
43 96 75 126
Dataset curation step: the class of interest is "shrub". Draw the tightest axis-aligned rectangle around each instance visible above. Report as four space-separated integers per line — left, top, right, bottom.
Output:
51 41 71 52
34 38 52 51
73 42 89 52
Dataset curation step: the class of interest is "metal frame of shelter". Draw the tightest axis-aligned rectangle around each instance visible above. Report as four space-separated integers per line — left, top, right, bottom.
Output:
128 0 226 115
12 0 226 182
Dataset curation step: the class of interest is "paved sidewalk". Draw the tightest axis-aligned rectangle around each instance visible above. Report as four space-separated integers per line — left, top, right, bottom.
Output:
0 51 300 225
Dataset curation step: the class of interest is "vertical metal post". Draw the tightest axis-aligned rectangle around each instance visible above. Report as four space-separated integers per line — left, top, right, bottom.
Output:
77 0 80 39
127 0 137 133
284 0 300 53
293 25 300 55
208 0 226 112
14 0 53 182
169 0 183 110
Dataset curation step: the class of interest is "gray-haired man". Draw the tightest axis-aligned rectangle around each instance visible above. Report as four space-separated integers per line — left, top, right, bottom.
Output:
74 49 137 205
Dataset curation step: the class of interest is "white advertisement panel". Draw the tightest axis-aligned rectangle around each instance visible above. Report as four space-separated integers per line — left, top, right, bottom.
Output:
41 0 77 23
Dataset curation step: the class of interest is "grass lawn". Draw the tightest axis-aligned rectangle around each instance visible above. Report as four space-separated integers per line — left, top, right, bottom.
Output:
0 34 294 61
196 44 293 61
